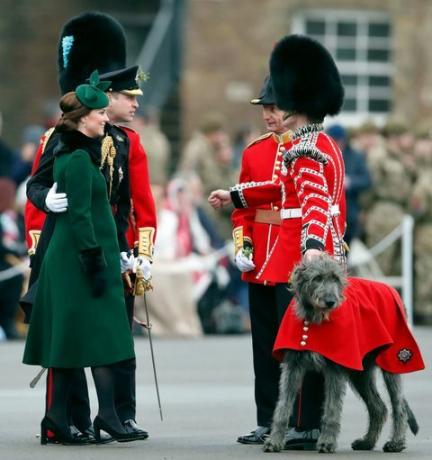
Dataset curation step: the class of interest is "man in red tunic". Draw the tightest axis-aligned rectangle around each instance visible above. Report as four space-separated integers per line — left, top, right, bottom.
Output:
233 76 297 445
209 35 346 449
23 12 156 443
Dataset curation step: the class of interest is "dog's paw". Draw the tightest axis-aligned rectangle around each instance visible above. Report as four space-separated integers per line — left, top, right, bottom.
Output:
317 441 336 453
351 438 375 450
383 440 406 452
263 438 283 453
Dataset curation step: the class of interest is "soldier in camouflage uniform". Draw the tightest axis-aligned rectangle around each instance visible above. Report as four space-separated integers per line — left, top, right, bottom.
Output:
409 127 432 323
180 114 237 239
364 122 414 275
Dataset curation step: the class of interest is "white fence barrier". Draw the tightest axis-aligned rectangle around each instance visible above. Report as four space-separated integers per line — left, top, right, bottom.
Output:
348 215 414 326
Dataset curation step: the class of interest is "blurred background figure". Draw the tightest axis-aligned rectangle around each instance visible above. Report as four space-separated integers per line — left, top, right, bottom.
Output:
351 120 383 158
232 124 260 169
326 124 372 246
363 121 414 275
409 126 432 324
136 175 208 337
0 178 26 340
11 124 45 186
129 107 171 185
0 111 16 178
42 99 62 130
136 173 247 336
180 112 238 240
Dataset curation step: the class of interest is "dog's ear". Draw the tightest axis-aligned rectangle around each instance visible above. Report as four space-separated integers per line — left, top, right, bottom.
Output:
291 261 307 291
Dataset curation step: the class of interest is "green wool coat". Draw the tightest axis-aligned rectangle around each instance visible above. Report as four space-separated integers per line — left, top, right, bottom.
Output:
23 134 135 368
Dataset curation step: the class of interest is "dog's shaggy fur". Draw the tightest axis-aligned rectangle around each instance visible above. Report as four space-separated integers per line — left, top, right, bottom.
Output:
264 253 418 454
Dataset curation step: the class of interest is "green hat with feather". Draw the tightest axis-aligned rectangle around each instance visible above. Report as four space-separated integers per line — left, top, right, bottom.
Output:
75 70 111 109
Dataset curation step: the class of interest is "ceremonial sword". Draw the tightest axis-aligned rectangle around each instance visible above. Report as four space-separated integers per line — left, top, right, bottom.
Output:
127 268 164 421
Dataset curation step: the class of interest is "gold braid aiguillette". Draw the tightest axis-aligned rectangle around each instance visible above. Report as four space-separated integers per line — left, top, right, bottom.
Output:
101 136 117 198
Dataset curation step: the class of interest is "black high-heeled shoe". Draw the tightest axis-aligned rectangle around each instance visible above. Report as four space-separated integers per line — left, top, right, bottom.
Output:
40 416 90 445
93 416 143 443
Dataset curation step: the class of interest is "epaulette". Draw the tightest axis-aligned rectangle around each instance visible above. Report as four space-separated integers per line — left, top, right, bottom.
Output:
245 132 272 149
283 146 328 165
40 127 55 155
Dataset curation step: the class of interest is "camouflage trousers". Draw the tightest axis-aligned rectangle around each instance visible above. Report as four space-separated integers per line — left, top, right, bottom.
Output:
414 223 432 321
365 201 405 276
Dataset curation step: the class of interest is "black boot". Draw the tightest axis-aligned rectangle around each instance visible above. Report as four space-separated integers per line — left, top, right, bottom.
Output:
91 366 143 443
42 368 90 445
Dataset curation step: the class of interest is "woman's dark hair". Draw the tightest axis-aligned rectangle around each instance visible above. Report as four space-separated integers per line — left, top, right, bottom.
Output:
56 92 92 132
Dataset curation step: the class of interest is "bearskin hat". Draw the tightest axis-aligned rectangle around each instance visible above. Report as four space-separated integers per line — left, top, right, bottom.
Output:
269 35 344 120
58 12 127 94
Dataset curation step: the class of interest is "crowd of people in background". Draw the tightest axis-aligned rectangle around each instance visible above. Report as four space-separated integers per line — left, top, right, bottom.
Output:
1 105 432 341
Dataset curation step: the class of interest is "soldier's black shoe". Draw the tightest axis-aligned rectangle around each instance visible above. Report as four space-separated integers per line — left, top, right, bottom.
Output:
284 428 319 450
40 420 90 445
237 426 270 444
82 424 114 444
41 424 113 445
122 419 149 440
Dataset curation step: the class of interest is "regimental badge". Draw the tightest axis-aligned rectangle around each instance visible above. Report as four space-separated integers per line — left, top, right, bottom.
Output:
136 68 150 83
397 348 413 363
118 166 124 184
116 135 124 143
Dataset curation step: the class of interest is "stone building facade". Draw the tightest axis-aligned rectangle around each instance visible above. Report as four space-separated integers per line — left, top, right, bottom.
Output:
182 0 432 140
0 0 158 144
1 0 432 147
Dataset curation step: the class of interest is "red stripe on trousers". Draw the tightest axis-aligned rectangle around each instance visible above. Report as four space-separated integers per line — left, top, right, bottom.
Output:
296 388 302 427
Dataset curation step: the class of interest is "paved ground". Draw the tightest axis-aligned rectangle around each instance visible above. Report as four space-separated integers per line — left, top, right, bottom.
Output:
0 327 431 460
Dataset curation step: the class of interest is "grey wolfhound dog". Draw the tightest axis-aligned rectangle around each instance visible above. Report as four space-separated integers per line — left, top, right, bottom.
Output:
264 253 418 454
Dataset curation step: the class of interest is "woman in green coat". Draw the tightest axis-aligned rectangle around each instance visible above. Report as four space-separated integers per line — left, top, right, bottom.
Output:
23 72 140 444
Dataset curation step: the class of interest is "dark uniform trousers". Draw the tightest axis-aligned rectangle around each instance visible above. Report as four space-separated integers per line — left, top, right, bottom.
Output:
249 282 324 429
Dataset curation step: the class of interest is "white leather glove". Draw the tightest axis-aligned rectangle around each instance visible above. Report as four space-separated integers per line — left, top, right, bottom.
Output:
235 249 255 272
133 255 152 280
120 252 135 273
45 182 68 213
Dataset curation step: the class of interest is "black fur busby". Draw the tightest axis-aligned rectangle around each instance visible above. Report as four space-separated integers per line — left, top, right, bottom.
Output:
58 12 127 94
270 35 344 120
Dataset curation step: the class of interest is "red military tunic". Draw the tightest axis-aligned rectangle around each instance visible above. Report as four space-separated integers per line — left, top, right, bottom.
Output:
24 129 54 254
273 277 425 374
230 124 346 283
24 126 157 257
231 132 290 285
121 126 157 259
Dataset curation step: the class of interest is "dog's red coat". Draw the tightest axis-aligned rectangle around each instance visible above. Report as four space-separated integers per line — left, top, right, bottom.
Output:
273 277 425 373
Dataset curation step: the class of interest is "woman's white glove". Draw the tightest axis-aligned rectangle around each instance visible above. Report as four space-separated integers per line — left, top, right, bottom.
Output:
235 249 255 272
120 252 135 273
45 182 68 213
133 256 152 280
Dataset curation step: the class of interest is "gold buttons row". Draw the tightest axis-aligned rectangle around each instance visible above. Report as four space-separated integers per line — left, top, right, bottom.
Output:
300 320 310 346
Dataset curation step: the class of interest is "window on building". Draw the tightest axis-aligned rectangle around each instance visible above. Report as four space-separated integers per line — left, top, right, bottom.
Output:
292 10 393 125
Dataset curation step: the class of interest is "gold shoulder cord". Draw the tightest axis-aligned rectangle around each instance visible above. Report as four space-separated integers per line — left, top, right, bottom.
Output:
101 136 117 198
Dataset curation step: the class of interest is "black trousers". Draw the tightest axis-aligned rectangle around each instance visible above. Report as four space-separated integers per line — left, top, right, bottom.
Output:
45 291 137 428
249 282 324 430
